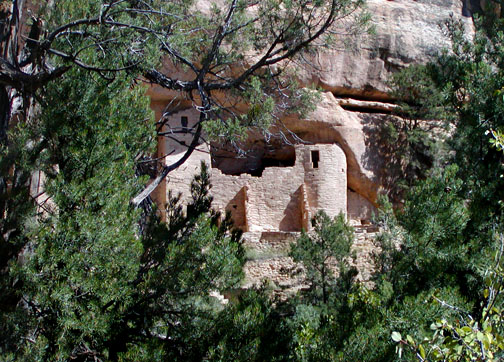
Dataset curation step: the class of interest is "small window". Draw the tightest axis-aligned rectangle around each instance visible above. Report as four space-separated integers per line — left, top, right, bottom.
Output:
181 116 188 132
311 150 319 169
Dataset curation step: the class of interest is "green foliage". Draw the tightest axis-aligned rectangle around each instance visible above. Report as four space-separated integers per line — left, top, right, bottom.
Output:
399 165 470 285
286 212 369 361
0 66 245 360
377 15 504 361
0 122 38 317
488 128 504 152
372 165 473 301
0 67 152 359
388 27 504 355
204 287 290 362
203 76 277 142
394 235 504 362
376 66 453 201
290 211 354 305
374 114 447 202
43 0 190 70
413 15 504 225
349 165 482 361
204 76 321 144
389 65 453 123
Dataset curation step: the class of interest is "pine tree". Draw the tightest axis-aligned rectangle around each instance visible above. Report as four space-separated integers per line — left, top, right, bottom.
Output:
289 211 354 306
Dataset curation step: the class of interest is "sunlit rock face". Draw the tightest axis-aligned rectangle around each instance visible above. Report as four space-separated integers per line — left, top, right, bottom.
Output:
149 0 476 289
298 0 477 98
288 0 475 208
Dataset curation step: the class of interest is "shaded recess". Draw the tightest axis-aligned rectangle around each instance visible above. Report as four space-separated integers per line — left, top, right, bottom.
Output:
226 187 248 231
211 141 296 177
279 185 304 232
339 103 394 114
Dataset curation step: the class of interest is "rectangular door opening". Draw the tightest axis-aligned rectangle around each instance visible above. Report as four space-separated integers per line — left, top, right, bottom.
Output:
311 150 319 168
181 116 188 132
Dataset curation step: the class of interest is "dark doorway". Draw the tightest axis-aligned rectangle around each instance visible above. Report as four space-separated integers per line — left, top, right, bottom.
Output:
311 150 319 168
181 116 188 132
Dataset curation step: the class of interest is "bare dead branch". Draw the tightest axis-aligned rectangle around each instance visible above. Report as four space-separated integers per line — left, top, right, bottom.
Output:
131 121 203 207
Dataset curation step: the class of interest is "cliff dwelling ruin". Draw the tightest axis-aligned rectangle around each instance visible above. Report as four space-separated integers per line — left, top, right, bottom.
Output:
150 106 379 290
154 107 356 231
144 0 477 291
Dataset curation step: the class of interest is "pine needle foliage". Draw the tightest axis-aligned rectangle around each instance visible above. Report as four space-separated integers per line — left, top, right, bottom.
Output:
0 67 245 360
290 211 354 306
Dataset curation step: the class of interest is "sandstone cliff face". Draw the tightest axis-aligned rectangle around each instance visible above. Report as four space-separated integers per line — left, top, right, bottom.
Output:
149 0 477 287
289 0 475 208
300 0 475 98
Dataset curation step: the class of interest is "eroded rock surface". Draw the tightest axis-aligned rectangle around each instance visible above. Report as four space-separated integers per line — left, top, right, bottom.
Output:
298 0 475 98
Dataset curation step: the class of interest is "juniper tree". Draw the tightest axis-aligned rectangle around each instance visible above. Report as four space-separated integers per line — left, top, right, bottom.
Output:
286 211 361 361
0 65 245 360
385 8 504 360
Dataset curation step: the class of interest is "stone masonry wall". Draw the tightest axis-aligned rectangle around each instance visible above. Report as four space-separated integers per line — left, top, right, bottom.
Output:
162 122 348 234
241 226 379 299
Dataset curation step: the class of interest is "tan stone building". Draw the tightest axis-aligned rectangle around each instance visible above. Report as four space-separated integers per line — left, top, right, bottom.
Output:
153 107 350 233
149 106 378 292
